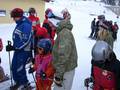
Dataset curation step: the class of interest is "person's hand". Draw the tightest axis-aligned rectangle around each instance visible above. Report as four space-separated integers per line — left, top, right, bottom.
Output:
40 71 46 80
6 45 15 51
29 58 35 64
54 77 63 87
84 77 93 87
28 67 34 74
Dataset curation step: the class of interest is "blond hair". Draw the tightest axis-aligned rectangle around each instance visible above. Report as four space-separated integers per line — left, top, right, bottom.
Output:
97 27 114 48
97 28 110 40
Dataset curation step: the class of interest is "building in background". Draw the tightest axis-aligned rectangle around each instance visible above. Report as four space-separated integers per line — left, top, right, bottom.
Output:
0 0 45 23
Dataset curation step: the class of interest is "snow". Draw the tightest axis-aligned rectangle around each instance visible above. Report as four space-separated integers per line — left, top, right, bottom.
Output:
0 0 120 90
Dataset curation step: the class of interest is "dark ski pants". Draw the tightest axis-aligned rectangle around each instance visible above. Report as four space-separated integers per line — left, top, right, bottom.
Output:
89 28 95 38
12 50 32 85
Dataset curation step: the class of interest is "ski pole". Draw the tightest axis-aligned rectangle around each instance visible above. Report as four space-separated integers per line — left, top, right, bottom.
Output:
31 70 40 90
7 40 13 86
87 86 88 90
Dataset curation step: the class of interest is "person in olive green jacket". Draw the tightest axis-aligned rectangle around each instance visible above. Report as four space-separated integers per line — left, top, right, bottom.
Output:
52 9 78 90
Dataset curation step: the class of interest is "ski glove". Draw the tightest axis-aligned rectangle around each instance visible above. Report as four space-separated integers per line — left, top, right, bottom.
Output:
84 77 93 87
6 45 15 51
54 77 62 87
28 67 34 74
29 58 35 64
40 71 46 80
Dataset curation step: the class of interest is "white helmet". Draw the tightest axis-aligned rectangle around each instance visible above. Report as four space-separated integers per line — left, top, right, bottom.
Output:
92 40 112 61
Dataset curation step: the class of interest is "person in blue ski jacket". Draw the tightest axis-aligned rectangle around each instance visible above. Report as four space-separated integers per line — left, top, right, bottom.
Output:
6 8 33 90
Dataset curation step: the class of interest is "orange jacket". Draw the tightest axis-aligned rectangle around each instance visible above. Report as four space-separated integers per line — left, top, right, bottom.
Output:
34 54 55 90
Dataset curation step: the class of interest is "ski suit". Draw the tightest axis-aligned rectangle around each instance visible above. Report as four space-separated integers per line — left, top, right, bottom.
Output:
42 19 56 45
93 65 115 90
12 16 32 85
92 59 120 90
0 38 6 82
28 15 41 30
34 54 55 90
28 15 41 51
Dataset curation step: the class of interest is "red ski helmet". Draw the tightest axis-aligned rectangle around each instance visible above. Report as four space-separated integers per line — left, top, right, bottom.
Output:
10 8 24 18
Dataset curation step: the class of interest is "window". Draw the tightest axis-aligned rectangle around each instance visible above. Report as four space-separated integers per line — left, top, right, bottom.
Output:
0 10 6 17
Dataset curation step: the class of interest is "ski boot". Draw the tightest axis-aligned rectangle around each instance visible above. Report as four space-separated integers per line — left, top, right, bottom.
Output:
10 83 20 90
84 77 93 87
18 82 33 90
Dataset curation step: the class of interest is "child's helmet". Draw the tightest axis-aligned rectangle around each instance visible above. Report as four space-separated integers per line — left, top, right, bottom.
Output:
10 8 24 18
37 39 52 53
92 41 112 61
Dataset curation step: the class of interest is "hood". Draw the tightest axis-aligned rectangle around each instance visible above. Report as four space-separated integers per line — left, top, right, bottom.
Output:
56 19 73 34
16 16 32 25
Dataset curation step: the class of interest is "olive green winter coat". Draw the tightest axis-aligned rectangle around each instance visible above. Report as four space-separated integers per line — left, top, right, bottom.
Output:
52 18 78 79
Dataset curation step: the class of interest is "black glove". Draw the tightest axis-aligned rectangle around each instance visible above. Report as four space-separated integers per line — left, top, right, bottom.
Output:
28 67 34 74
6 45 15 51
29 58 35 64
54 77 62 87
84 77 93 87
40 71 46 80
31 58 35 64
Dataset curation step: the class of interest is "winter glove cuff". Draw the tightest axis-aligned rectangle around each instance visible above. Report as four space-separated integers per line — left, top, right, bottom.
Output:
54 77 63 87
28 67 34 74
6 45 15 51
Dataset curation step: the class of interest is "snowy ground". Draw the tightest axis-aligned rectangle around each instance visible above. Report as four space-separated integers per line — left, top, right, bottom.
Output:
0 0 120 90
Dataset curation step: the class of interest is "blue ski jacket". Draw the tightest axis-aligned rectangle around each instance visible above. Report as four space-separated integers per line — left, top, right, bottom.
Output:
12 16 32 51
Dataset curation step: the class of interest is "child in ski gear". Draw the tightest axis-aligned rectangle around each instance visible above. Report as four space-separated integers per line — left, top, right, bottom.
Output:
42 8 63 45
28 7 41 55
0 38 9 82
28 7 41 29
0 58 9 82
6 8 33 90
52 9 78 90
91 40 120 90
28 38 55 90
